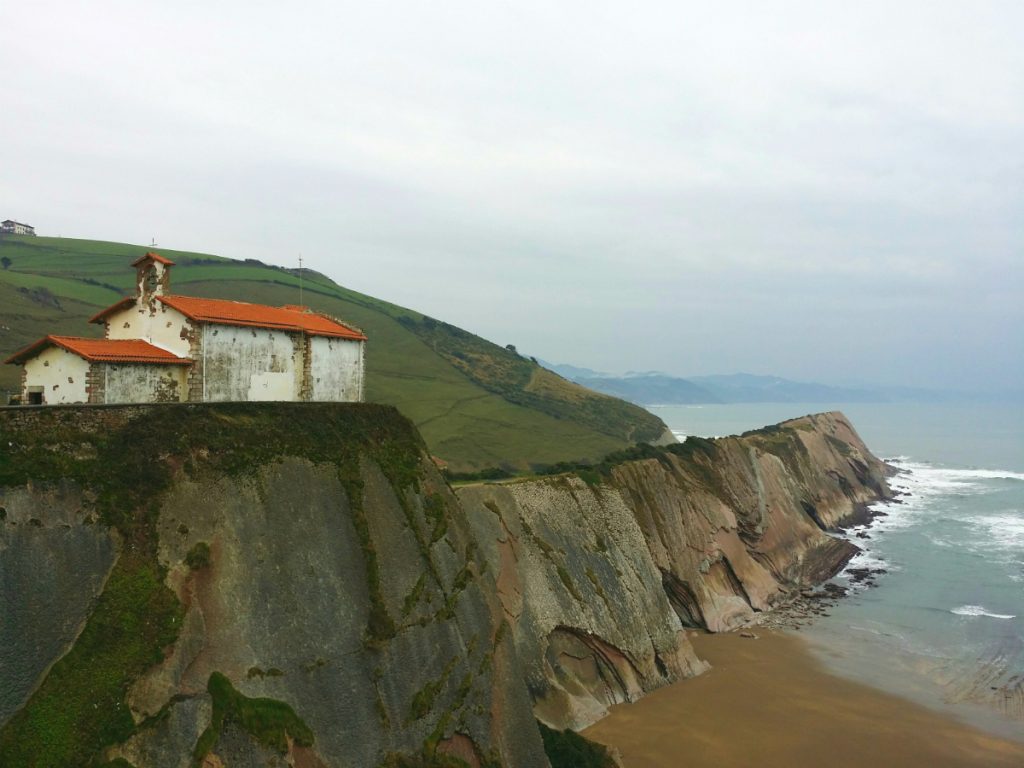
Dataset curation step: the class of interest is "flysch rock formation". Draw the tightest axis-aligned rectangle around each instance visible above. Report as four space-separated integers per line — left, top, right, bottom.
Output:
458 411 893 730
458 479 709 732
0 481 118 725
0 404 548 768
0 405 891 767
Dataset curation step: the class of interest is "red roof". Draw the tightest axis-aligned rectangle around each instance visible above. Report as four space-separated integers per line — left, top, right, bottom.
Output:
155 295 366 340
132 252 176 267
88 295 367 340
4 336 192 365
89 296 135 323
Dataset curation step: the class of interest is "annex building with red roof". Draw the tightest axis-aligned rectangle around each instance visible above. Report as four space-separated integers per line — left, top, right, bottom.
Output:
5 253 366 405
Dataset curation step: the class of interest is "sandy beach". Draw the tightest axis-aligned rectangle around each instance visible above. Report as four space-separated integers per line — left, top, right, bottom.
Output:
583 631 1024 768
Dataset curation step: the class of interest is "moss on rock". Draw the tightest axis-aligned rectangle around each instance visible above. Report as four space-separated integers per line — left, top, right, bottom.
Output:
192 671 313 763
184 541 211 570
538 721 616 768
0 553 182 767
0 403 426 765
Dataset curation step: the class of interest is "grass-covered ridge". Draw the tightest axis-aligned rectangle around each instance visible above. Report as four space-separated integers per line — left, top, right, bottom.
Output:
396 315 664 445
451 414 839 488
0 234 668 470
0 403 425 507
451 435 720 489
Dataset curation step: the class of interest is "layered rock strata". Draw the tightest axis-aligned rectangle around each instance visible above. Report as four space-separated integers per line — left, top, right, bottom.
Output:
459 411 892 729
0 404 547 768
0 405 891 765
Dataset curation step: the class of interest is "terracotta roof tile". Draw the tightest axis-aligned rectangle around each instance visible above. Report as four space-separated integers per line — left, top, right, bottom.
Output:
4 336 192 365
156 295 367 340
131 252 176 266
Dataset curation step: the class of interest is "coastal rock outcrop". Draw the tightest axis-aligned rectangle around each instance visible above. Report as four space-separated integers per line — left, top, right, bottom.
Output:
458 479 708 731
459 411 892 729
0 404 548 768
0 405 891 765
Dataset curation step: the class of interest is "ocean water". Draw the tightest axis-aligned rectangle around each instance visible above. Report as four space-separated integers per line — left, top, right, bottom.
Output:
650 402 1024 739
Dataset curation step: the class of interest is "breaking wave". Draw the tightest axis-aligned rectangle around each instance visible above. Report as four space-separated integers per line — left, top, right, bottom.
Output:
961 512 1024 550
950 605 1017 620
838 458 1024 589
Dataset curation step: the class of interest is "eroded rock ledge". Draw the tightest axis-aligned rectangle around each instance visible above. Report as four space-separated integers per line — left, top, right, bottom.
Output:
458 411 893 730
0 405 891 765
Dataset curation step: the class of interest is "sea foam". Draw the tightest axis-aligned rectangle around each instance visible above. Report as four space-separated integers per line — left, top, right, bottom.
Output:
839 459 1023 588
963 512 1024 550
950 605 1016 620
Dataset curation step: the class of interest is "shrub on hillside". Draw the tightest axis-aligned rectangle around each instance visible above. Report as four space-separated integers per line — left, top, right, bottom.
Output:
538 721 617 768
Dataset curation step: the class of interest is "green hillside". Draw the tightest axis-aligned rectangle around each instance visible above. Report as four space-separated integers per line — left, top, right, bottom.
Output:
0 234 668 471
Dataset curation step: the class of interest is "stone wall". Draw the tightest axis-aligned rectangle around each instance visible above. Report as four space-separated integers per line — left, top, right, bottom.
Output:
85 364 105 404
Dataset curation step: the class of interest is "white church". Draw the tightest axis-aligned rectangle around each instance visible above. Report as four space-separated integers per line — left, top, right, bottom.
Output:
5 253 367 405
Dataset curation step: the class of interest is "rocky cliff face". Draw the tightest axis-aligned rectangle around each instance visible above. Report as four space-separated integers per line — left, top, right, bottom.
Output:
0 406 890 766
458 412 892 730
0 404 547 768
458 479 709 733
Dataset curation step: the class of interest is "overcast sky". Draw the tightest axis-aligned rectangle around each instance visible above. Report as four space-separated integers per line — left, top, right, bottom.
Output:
2 1 1021 391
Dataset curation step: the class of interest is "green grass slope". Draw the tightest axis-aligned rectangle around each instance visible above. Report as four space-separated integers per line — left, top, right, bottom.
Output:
0 234 667 470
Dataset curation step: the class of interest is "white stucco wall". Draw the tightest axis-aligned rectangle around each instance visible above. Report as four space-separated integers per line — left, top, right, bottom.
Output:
105 302 193 357
102 364 189 404
22 347 90 404
309 336 365 402
200 323 302 402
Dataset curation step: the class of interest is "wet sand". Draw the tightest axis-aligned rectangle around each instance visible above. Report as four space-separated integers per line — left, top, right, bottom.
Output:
583 631 1024 768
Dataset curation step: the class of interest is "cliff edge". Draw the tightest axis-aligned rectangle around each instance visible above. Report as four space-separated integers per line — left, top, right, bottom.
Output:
458 411 893 730
0 404 547 768
0 405 891 766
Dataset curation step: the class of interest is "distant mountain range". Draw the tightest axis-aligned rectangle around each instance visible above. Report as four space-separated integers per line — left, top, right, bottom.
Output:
543 365 1019 405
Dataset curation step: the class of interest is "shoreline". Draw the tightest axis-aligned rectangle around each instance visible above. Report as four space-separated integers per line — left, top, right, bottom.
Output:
583 630 1024 768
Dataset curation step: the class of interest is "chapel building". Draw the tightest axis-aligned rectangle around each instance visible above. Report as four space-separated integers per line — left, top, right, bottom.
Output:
5 253 366 405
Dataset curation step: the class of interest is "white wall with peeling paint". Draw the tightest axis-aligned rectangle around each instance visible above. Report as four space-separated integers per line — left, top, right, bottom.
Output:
103 364 188 404
23 347 90 404
105 302 193 357
201 323 302 402
135 259 170 298
309 336 364 402
42 298 367 403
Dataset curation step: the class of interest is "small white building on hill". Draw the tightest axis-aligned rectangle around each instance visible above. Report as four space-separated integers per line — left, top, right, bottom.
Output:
5 253 366 405
1 220 35 236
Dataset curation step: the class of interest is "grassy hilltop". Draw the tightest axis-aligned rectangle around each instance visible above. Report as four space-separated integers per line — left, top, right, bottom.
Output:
0 234 667 470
